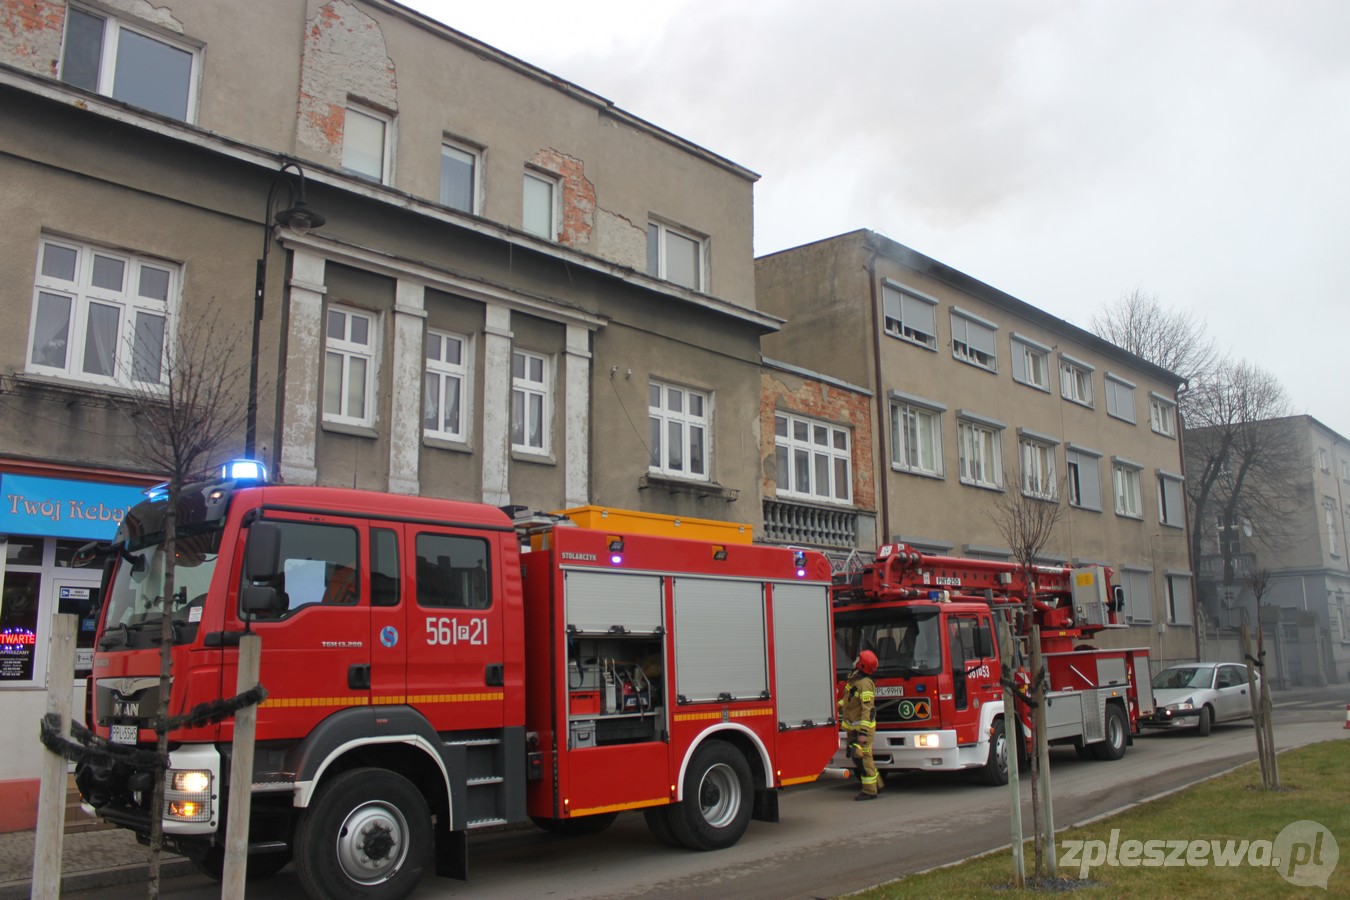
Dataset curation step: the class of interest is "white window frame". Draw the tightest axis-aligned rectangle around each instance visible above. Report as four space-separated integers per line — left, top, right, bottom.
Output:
775 412 852 503
1166 573 1193 625
1065 446 1102 511
648 381 710 481
646 220 705 291
1018 435 1058 500
439 139 481 214
891 398 944 478
1112 459 1143 518
949 308 998 372
27 235 176 390
1317 447 1330 472
1341 458 1350 482
957 416 1003 490
1059 354 1094 407
59 5 200 122
1010 333 1051 392
522 169 558 239
510 349 551 454
342 104 393 184
1149 393 1177 437
323 305 376 427
1158 472 1185 528
424 329 470 442
881 283 938 350
1104 373 1137 423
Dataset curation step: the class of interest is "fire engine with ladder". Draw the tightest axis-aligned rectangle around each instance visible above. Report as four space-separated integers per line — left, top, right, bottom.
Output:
72 463 839 900
826 543 1154 786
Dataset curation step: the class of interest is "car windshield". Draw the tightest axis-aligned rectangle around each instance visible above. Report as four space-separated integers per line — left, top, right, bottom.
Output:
1152 666 1214 690
834 607 942 678
99 526 224 649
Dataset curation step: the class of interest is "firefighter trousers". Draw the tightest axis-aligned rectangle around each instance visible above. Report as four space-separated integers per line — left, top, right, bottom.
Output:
848 730 883 795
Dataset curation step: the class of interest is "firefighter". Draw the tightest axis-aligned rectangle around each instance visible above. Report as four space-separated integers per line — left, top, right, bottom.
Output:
839 649 883 800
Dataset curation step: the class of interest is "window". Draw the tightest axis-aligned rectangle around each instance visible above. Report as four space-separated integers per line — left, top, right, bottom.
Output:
1065 447 1102 511
957 417 1003 489
1104 374 1136 423
1158 473 1185 528
1018 436 1057 500
646 221 704 291
1112 460 1143 518
648 381 709 480
342 105 391 183
950 308 997 371
1149 394 1177 437
511 350 550 453
775 413 852 503
522 170 557 239
1120 568 1152 623
424 330 469 441
1317 447 1330 472
246 521 359 617
1341 459 1350 482
1166 574 1193 625
371 528 400 607
323 306 375 427
881 283 937 349
60 6 197 121
439 141 479 213
415 533 490 609
27 237 174 389
891 399 943 477
1010 334 1050 391
1059 354 1094 406
1327 498 1341 557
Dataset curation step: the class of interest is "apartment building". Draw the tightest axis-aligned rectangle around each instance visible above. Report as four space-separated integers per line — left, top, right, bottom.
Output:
1193 415 1350 685
0 0 771 828
757 230 1195 664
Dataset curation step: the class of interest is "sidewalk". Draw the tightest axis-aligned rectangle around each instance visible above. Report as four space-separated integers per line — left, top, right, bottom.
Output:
0 825 195 899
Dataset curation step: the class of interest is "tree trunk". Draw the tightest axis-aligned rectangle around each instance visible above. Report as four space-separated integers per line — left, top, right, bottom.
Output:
1239 617 1269 789
148 484 179 898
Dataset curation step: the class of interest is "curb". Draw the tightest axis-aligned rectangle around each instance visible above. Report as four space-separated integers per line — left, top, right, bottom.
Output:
0 856 197 899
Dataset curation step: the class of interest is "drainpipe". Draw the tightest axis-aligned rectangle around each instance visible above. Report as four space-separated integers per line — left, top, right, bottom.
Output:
866 238 891 543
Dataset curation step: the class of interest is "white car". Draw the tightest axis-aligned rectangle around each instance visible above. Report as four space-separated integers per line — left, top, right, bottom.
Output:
1141 662 1258 735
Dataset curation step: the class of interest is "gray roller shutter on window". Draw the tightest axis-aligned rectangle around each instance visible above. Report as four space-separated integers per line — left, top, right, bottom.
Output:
673 578 767 702
771 583 835 728
564 570 663 634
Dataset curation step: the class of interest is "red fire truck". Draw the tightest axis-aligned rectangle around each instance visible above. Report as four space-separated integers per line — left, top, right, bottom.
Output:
74 466 838 899
827 544 1153 786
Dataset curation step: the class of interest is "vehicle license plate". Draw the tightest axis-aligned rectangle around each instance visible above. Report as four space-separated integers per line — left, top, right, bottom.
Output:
110 724 138 744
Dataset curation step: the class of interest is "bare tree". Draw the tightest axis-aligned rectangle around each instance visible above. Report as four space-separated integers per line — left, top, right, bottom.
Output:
1242 570 1280 789
988 472 1065 879
1091 288 1222 391
114 311 248 898
1184 362 1303 609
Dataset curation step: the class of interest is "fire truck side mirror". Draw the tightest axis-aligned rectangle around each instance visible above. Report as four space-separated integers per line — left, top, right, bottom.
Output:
1111 586 1125 612
245 523 282 581
974 627 994 659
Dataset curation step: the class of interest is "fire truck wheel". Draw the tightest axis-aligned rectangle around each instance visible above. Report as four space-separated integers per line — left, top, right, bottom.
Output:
668 742 753 851
295 768 431 900
1195 704 1213 736
1090 704 1129 761
643 806 683 847
980 720 1009 786
530 812 619 836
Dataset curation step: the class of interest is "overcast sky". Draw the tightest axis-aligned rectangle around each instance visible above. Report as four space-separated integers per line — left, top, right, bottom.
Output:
405 0 1350 439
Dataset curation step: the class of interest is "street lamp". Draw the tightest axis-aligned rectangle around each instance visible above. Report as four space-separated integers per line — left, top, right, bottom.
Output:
246 162 326 459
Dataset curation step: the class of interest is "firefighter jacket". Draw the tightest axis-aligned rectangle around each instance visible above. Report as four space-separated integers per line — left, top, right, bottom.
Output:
838 672 877 735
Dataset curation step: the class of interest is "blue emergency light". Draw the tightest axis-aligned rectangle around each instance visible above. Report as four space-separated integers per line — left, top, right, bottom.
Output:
221 459 268 482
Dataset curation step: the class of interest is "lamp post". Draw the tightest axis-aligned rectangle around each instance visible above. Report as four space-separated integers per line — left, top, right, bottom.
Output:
245 162 326 459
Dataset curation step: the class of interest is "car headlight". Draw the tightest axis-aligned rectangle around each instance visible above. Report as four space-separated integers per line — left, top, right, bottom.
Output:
165 769 213 822
1165 698 1194 712
913 733 941 749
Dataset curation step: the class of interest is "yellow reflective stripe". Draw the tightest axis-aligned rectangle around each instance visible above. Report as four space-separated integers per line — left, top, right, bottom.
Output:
261 692 505 709
860 774 878 785
859 691 874 702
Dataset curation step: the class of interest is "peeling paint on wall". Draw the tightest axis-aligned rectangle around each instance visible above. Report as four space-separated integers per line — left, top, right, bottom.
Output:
529 148 594 249
596 208 648 271
297 0 397 165
1 0 66 76
761 373 876 510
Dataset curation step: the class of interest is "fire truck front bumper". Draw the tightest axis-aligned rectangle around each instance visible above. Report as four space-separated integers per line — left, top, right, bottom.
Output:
824 728 982 774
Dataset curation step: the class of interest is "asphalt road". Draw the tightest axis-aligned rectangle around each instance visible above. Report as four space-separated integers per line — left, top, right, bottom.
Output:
69 686 1348 899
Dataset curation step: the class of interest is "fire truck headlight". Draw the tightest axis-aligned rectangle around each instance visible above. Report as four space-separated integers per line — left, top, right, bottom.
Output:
165 769 213 822
914 733 941 749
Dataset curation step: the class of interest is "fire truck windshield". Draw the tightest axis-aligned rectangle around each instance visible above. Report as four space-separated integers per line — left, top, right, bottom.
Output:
835 608 942 678
99 526 224 650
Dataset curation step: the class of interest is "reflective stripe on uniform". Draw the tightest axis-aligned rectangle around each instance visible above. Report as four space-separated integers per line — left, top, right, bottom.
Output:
859 691 874 702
